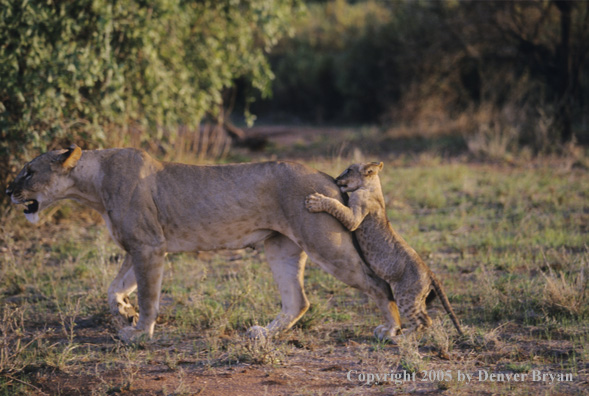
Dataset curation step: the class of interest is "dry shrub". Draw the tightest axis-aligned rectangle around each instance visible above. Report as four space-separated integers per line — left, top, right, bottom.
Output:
476 266 510 316
397 335 422 373
462 104 526 161
423 318 452 357
104 122 231 164
239 334 285 365
466 123 519 161
467 323 504 351
173 124 232 163
542 266 588 317
561 137 589 170
0 306 39 374
386 97 474 140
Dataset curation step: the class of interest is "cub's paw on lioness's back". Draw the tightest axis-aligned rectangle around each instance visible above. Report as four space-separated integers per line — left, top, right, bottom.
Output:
305 193 329 213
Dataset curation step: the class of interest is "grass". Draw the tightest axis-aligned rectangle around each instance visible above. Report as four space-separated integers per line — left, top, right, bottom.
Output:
0 132 587 394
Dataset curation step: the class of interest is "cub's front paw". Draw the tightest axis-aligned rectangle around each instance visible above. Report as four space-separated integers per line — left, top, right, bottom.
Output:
305 193 326 213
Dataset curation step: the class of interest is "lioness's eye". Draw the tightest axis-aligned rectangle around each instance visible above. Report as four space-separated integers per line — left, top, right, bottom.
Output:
25 170 34 180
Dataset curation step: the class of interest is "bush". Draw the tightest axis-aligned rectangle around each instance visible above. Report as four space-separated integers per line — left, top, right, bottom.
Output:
0 0 301 185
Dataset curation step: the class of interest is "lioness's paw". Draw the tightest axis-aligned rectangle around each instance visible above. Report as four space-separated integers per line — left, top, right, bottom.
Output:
111 314 138 330
374 324 402 343
118 326 150 344
305 193 326 213
246 325 269 341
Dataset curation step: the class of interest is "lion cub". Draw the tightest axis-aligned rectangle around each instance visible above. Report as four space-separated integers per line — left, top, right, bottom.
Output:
306 162 463 337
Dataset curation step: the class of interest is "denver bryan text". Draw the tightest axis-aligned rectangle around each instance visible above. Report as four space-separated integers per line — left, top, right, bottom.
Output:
472 370 573 384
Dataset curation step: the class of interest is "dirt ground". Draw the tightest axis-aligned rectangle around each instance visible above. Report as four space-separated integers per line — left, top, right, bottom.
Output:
22 322 588 395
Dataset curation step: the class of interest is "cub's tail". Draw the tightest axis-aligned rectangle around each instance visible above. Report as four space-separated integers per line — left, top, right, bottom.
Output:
430 273 464 336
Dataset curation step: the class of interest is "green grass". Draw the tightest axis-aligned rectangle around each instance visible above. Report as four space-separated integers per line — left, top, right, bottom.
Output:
0 148 587 395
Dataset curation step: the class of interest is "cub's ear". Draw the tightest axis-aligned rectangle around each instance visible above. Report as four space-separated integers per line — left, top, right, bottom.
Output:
361 162 384 176
59 144 82 170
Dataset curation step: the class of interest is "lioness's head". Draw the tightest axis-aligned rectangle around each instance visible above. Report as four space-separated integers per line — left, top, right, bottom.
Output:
6 145 82 224
335 162 383 193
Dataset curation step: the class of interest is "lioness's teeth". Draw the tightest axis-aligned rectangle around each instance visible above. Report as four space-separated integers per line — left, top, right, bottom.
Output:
23 200 39 214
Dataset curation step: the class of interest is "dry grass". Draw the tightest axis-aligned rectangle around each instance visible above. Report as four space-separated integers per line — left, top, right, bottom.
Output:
542 258 588 317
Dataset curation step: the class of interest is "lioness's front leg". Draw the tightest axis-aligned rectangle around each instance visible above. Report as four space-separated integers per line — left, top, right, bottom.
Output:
108 254 139 327
118 246 166 342
305 193 366 231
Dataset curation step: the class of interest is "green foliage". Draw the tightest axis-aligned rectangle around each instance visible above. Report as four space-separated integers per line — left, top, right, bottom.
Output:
0 0 301 178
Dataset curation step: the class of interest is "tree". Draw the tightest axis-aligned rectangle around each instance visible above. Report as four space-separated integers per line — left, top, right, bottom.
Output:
491 0 589 142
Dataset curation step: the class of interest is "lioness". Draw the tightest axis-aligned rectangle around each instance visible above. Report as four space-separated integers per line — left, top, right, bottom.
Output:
6 145 402 342
305 162 463 337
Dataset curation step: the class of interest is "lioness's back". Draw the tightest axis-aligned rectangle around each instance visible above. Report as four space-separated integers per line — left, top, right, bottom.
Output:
103 154 343 252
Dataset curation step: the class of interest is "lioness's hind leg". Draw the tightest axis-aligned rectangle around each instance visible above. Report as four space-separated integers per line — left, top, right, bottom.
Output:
303 239 402 341
251 234 310 339
108 254 139 326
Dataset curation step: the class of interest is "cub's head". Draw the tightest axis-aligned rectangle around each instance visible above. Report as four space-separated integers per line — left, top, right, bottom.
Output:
335 162 383 193
5 145 82 224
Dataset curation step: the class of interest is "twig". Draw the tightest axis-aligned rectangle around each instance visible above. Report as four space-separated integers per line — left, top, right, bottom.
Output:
2 373 50 396
195 381 207 395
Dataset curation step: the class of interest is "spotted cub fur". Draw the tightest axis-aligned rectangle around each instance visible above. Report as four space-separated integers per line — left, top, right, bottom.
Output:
306 162 463 337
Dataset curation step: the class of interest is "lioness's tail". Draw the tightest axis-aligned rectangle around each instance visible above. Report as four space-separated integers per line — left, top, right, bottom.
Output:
430 273 463 336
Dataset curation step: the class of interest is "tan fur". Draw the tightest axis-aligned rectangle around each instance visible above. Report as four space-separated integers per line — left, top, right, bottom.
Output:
306 162 463 338
6 146 403 342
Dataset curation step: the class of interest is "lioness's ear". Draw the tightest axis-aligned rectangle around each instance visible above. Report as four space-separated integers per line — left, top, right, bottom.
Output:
361 162 384 176
60 145 82 170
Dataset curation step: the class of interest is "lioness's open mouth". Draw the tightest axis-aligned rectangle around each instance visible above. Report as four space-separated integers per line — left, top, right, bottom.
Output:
24 199 39 214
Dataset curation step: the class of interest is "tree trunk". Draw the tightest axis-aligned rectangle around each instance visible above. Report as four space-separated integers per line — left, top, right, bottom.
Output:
554 0 573 142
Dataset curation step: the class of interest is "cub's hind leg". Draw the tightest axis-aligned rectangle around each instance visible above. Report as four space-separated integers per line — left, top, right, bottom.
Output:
393 281 433 336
